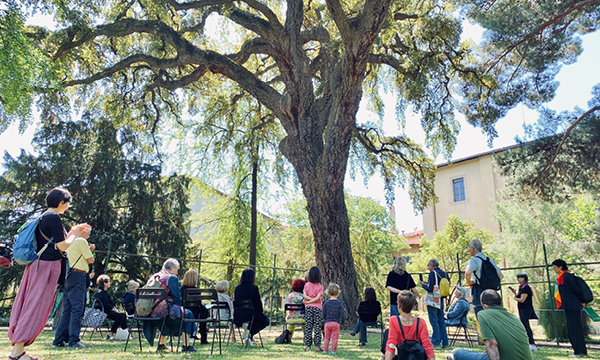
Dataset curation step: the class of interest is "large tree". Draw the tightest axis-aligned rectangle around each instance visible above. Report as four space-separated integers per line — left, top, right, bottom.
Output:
11 0 599 312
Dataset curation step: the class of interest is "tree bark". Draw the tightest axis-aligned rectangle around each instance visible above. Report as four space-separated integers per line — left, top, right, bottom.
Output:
249 153 258 267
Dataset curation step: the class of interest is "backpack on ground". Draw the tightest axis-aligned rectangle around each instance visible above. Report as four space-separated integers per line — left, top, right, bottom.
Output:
274 329 292 344
135 274 162 316
474 256 501 291
394 317 427 360
435 270 451 298
13 214 54 266
573 274 594 304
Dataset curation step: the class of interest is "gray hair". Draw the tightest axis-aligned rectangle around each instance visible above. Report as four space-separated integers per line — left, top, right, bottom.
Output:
392 257 407 276
126 280 140 292
215 280 229 293
455 286 467 298
162 258 180 272
469 239 482 252
428 259 439 268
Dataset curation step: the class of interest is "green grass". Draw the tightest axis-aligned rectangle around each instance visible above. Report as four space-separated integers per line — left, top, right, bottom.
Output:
1 329 599 359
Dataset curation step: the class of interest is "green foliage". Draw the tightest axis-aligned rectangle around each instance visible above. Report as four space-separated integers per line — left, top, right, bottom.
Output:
495 86 600 201
0 114 192 298
0 5 58 132
407 214 495 285
188 181 274 282
275 193 401 304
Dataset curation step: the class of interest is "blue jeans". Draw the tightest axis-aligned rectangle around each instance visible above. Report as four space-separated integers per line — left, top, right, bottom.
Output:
352 319 378 343
427 302 448 346
453 348 489 360
53 271 86 346
183 309 196 335
390 305 399 316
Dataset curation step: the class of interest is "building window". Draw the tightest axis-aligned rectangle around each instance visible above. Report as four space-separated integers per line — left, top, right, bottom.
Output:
453 178 465 202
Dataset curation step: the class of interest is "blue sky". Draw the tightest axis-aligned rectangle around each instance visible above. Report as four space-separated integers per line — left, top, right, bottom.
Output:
1 18 599 233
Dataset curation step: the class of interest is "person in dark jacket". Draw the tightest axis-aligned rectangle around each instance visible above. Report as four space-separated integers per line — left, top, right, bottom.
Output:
445 286 469 327
350 286 381 345
419 258 448 348
94 275 128 339
234 268 269 346
509 273 538 351
121 280 139 316
552 259 587 357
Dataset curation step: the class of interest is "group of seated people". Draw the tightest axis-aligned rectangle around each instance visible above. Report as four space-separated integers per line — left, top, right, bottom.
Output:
92 258 265 352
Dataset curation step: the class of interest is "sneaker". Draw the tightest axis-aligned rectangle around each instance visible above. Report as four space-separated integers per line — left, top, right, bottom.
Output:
182 345 198 352
358 342 366 346
446 354 454 360
442 345 449 349
331 351 336 355
529 344 537 351
51 342 66 348
568 355 582 358
350 332 356 336
433 344 442 349
157 344 171 351
68 341 89 349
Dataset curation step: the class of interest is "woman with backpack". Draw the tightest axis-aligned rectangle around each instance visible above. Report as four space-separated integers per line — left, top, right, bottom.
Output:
419 259 448 349
552 259 587 357
384 290 434 360
8 187 90 360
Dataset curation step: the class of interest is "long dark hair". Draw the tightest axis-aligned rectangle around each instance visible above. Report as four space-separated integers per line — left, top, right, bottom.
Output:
364 286 377 303
240 268 256 284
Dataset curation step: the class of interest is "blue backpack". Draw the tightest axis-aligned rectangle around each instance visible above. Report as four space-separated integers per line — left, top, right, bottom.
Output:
13 214 54 265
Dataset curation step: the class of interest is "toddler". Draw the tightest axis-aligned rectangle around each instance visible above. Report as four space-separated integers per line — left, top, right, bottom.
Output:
322 283 345 355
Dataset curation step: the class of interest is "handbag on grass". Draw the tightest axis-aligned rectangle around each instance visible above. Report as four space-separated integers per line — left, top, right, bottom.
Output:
81 307 107 327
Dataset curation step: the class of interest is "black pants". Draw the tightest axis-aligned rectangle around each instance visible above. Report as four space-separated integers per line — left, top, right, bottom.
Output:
107 311 128 333
565 309 587 355
518 307 536 345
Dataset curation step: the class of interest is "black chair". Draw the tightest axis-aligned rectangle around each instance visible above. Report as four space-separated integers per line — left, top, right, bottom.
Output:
357 306 384 344
233 299 263 348
448 308 473 347
212 301 235 347
124 288 169 352
283 303 305 341
177 288 223 355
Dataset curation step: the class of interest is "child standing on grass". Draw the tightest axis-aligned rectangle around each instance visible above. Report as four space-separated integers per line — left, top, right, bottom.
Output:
322 283 345 355
303 266 324 352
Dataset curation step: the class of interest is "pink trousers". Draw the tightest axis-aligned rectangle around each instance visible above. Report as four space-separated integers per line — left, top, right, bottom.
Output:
323 321 340 352
8 260 61 346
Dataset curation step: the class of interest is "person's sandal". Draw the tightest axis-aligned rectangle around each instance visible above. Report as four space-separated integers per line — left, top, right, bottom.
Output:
9 353 39 360
315 346 324 352
304 346 311 351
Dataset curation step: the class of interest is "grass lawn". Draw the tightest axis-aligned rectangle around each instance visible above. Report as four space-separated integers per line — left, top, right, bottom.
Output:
2 328 600 359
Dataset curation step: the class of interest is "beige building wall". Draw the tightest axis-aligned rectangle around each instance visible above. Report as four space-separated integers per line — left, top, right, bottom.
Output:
423 151 510 239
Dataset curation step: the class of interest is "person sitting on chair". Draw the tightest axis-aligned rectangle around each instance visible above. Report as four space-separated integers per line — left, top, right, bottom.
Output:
180 269 209 345
285 278 306 339
121 280 139 316
350 286 381 346
94 275 128 340
445 286 470 327
234 268 269 346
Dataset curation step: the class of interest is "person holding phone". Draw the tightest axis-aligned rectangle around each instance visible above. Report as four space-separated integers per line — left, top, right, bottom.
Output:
509 273 537 351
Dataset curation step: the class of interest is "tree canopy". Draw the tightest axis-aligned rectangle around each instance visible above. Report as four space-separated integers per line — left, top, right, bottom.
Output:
5 0 599 316
0 113 192 297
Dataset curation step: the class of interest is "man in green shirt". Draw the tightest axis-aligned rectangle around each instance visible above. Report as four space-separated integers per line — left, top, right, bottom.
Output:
447 290 533 360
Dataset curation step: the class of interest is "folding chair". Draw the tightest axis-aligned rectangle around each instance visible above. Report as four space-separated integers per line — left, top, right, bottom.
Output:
357 306 384 344
233 299 264 348
212 301 235 347
448 308 473 347
177 288 223 355
124 288 168 352
283 303 305 342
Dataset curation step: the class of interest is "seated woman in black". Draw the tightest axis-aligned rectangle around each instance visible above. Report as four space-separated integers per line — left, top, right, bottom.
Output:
180 269 209 344
234 268 269 346
94 275 128 340
351 286 381 345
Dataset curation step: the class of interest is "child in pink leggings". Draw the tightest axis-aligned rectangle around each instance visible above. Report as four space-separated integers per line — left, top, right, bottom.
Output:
322 283 345 355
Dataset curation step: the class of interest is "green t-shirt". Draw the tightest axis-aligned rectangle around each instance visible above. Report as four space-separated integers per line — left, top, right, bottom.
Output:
478 306 533 360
